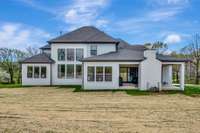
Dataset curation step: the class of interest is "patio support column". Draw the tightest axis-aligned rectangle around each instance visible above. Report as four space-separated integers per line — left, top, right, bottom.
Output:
168 65 173 86
179 63 185 90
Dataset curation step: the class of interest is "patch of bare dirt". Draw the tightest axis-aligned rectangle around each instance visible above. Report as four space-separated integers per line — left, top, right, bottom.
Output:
0 87 199 133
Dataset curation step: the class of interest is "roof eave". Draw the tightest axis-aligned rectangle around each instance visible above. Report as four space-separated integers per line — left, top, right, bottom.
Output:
48 41 119 44
82 59 144 62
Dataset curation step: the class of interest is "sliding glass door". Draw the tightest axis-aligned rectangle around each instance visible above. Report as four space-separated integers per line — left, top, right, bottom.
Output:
120 67 138 84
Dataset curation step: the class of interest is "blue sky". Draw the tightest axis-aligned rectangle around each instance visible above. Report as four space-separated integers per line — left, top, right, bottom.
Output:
0 0 200 52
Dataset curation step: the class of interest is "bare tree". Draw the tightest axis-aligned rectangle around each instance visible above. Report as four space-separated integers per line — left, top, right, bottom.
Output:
144 41 168 54
0 48 27 83
181 34 200 84
26 46 39 57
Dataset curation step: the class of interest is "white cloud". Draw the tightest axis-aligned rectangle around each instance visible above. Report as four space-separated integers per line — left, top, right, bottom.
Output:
150 0 189 6
0 22 51 50
164 34 182 44
62 0 109 29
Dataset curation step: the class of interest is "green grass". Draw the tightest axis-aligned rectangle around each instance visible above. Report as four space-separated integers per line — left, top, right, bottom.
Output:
183 85 200 96
0 83 200 97
0 83 22 88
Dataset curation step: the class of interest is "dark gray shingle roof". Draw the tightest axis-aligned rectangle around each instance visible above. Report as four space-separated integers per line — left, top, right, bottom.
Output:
48 26 118 44
117 39 147 51
21 53 55 63
156 54 190 62
82 48 189 62
40 44 51 50
82 48 145 62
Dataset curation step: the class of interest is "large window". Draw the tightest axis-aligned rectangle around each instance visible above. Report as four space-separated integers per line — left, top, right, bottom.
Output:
96 67 103 82
87 66 95 81
41 67 47 78
76 64 82 78
34 66 40 78
90 45 97 56
27 66 33 78
76 48 84 61
67 64 74 78
67 49 74 61
58 64 65 78
105 67 112 81
58 49 65 61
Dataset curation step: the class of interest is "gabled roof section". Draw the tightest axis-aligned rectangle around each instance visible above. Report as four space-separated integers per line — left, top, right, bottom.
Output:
21 53 55 64
82 48 145 62
48 26 119 44
40 44 51 50
156 54 190 62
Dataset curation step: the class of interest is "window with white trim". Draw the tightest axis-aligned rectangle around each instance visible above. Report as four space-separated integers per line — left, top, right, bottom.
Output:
76 64 82 78
105 67 112 81
58 64 65 78
67 64 74 78
96 67 103 82
58 49 65 61
27 66 33 78
41 67 47 78
87 66 95 81
67 49 74 61
76 48 84 61
34 66 40 78
90 45 97 56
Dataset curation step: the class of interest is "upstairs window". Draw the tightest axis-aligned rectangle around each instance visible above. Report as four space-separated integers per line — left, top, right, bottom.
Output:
27 66 33 78
34 66 40 78
58 49 65 61
87 66 95 81
105 67 112 81
90 45 97 56
76 48 84 61
96 67 103 82
41 67 47 78
58 64 65 78
67 49 74 61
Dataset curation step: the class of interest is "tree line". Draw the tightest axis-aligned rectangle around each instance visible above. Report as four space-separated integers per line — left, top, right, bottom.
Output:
0 47 39 84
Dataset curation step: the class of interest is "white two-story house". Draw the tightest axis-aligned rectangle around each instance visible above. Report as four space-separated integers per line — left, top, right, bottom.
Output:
21 26 188 90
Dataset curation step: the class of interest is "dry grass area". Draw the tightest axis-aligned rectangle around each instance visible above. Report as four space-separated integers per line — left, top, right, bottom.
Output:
0 87 200 133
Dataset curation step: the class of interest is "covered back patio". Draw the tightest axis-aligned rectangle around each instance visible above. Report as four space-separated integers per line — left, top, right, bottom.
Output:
162 62 185 90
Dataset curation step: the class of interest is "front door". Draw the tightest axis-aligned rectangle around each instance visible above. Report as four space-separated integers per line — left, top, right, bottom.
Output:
120 67 138 84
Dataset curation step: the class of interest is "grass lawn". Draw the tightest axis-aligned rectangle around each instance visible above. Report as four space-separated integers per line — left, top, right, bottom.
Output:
0 83 200 96
0 87 199 133
0 83 22 88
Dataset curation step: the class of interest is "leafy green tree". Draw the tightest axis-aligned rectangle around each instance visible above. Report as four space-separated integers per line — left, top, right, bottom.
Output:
0 48 27 83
